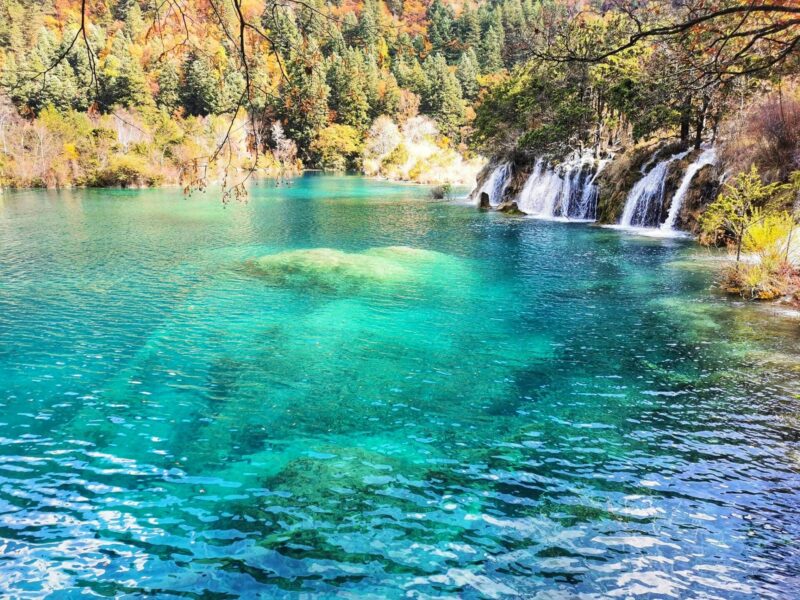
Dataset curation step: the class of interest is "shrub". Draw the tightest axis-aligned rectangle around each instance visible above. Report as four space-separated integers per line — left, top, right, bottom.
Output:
430 183 452 200
700 165 784 260
381 143 409 170
719 88 800 184
89 155 162 187
721 262 787 300
310 125 363 172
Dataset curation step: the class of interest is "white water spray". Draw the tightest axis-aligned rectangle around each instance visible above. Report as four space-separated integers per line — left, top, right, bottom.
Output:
517 152 600 220
473 163 511 206
619 150 690 228
660 147 717 231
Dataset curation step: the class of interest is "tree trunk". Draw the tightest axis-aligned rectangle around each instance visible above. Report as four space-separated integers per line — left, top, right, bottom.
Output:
736 233 743 263
680 95 692 147
694 95 710 150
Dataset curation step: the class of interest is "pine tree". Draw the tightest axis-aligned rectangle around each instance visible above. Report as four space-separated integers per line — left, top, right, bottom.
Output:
427 0 455 61
375 71 402 118
156 61 181 113
363 52 381 118
385 0 403 17
114 0 139 21
181 52 223 116
456 48 479 101
267 6 302 58
479 23 505 73
282 42 330 156
422 53 464 138
357 0 380 51
101 34 151 109
502 0 526 66
457 7 481 50
18 28 80 112
327 50 370 129
123 2 146 41
220 63 246 113
395 56 429 100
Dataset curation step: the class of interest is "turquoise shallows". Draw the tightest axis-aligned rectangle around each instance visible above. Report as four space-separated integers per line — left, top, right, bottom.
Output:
1 175 799 598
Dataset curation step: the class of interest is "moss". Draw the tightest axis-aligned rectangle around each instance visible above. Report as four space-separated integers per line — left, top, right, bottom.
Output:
247 246 451 293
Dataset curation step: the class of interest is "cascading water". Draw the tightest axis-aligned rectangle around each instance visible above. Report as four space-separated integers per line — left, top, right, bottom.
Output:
619 149 691 228
660 147 717 231
473 163 511 206
576 158 609 220
517 152 601 220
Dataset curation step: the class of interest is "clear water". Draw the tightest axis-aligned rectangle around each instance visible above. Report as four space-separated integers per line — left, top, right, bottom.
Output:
1 175 799 598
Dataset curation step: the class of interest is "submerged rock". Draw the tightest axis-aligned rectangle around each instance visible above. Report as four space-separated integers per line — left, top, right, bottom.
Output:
496 200 524 215
247 246 453 293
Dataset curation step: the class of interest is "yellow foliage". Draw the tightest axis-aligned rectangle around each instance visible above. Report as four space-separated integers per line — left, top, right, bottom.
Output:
63 143 78 160
743 209 792 260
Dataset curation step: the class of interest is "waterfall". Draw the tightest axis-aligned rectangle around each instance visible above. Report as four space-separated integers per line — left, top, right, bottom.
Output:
474 163 511 206
660 148 716 231
517 152 600 220
619 150 691 228
576 157 609 220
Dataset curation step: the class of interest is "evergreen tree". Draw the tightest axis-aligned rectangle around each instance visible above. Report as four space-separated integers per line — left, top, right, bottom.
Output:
122 2 146 40
457 8 481 50
357 0 380 51
479 22 505 73
422 53 464 138
456 48 480 102
282 43 330 156
220 63 246 113
181 52 223 116
267 7 302 57
502 0 527 66
394 56 429 100
385 0 403 17
427 0 455 61
156 61 181 113
327 50 370 129
363 52 381 118
114 0 139 21
375 71 402 118
17 28 80 112
100 34 151 109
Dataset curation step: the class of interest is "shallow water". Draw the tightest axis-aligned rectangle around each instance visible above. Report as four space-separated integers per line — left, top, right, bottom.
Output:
1 175 799 598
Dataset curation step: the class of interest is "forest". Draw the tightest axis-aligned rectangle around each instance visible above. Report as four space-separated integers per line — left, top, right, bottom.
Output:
0 0 513 189
0 1 797 191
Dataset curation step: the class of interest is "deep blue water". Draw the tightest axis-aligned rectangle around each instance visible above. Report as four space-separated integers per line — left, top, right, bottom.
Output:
0 175 799 598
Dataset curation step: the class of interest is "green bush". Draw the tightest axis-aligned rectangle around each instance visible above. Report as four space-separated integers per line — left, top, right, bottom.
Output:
310 125 363 172
381 143 409 169
88 155 162 187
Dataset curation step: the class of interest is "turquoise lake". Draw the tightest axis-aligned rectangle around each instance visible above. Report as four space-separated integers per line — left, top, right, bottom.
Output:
1 175 799 598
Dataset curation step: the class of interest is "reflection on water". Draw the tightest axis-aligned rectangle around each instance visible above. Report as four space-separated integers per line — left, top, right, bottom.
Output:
1 176 799 598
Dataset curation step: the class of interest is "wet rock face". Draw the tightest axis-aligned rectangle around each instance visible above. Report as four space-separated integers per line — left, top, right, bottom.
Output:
593 142 716 227
501 161 531 202
496 201 524 215
474 140 721 231
592 143 681 224
469 159 507 204
675 164 720 234
595 147 648 224
470 158 527 208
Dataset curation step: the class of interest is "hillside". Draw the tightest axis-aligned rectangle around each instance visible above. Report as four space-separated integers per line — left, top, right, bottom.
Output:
0 0 530 188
